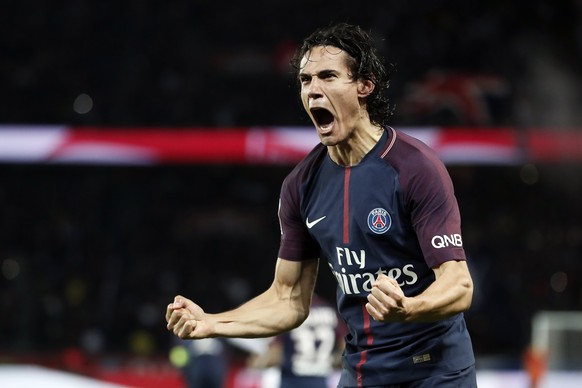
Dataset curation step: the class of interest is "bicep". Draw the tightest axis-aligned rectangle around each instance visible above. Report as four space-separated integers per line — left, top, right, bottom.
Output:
273 258 319 317
432 260 469 278
432 260 473 294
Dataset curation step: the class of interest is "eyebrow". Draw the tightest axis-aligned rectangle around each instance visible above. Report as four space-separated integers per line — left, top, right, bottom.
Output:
298 69 338 80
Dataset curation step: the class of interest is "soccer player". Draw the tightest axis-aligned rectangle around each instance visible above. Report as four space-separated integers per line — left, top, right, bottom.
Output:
166 22 477 387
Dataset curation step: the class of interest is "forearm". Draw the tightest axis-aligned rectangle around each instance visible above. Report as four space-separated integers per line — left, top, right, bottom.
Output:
208 286 307 338
207 258 318 338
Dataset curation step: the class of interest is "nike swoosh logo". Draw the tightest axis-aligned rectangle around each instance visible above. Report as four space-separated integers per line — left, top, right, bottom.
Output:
306 216 326 229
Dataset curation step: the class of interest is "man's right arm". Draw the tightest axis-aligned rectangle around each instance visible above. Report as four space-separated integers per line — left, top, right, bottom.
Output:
166 257 319 340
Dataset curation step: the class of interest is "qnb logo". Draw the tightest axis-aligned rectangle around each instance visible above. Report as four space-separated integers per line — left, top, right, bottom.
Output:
431 234 463 249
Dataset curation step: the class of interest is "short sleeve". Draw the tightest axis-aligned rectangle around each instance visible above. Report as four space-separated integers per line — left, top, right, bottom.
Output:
401 148 466 268
277 173 321 261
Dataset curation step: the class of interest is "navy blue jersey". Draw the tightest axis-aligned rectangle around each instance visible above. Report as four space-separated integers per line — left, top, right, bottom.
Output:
278 295 345 388
278 127 474 386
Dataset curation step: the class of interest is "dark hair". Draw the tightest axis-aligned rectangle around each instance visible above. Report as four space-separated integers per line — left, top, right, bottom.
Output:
290 23 394 126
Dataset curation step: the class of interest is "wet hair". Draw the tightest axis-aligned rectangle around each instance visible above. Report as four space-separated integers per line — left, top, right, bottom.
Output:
290 22 394 127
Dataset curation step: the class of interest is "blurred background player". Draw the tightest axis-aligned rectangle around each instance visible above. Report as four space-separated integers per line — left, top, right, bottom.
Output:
249 294 346 388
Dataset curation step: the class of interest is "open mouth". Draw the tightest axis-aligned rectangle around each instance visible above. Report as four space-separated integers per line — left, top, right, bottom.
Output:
310 108 335 131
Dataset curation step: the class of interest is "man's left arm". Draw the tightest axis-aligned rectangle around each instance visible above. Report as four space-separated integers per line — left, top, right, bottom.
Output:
366 260 473 322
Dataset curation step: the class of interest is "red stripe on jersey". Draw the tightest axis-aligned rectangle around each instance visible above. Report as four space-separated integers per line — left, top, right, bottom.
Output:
356 350 366 387
356 302 374 387
343 167 351 244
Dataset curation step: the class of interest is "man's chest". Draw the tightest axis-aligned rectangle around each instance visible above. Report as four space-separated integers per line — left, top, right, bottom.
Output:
301 162 410 251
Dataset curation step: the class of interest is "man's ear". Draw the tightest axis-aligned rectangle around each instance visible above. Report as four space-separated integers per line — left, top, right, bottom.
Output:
357 79 375 97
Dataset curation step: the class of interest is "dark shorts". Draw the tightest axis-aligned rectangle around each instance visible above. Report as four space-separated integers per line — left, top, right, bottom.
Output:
344 365 478 388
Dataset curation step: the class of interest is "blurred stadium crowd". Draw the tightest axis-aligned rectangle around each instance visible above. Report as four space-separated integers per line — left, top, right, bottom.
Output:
1 0 581 127
1 0 582 374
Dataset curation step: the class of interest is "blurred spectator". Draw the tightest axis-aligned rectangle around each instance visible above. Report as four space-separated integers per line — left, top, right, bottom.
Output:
398 72 511 126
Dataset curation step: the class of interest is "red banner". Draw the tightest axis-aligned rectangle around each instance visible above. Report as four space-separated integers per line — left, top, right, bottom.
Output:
0 126 580 165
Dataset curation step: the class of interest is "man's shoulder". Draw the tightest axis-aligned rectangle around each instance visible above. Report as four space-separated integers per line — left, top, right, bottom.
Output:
383 127 446 173
389 128 440 160
283 142 327 187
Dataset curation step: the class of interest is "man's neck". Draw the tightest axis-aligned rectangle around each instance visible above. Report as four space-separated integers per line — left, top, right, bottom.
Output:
328 124 384 166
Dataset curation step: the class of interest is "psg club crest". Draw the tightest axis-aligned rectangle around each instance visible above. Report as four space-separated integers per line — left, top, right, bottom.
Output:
367 208 391 234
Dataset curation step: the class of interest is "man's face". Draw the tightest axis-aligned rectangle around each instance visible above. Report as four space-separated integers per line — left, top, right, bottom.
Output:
299 46 368 146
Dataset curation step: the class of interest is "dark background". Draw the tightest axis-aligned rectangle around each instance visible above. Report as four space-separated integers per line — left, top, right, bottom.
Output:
2 0 581 127
1 0 581 369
